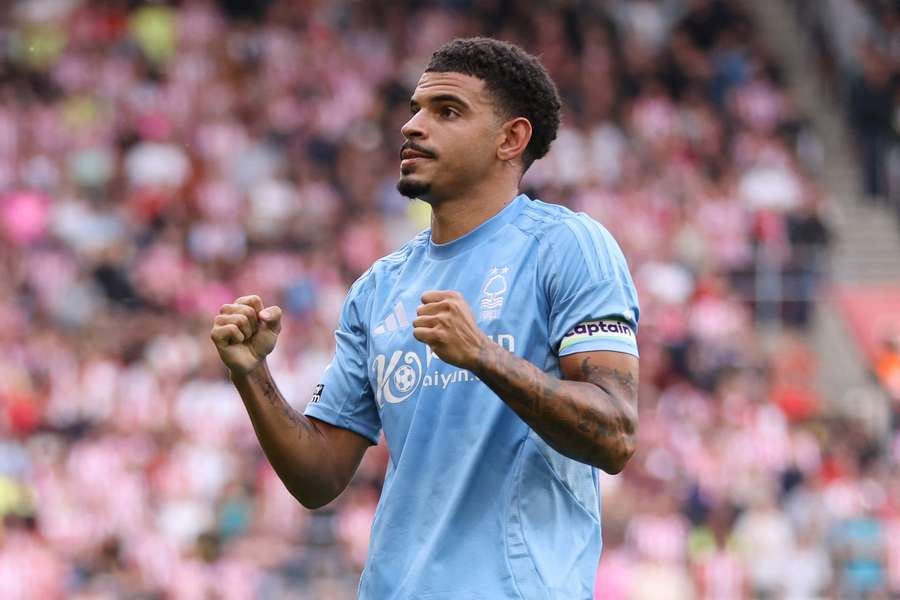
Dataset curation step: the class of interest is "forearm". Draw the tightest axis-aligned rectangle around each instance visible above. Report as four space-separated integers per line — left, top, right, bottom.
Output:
472 343 637 473
231 361 340 507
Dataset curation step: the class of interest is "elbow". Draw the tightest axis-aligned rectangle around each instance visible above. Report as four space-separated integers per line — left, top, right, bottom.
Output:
288 479 341 510
294 488 336 510
298 495 331 510
598 438 635 474
596 427 637 475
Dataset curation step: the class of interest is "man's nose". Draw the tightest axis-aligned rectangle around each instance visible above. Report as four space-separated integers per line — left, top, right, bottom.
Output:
401 111 427 140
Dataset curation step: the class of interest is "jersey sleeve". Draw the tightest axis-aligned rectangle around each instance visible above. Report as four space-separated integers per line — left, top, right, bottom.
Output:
542 215 640 358
304 272 381 444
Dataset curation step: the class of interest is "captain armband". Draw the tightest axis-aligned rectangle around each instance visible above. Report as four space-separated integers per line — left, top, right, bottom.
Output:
559 319 637 354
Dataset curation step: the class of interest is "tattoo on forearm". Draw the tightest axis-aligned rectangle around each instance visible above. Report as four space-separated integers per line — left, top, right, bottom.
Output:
252 368 315 441
475 344 637 470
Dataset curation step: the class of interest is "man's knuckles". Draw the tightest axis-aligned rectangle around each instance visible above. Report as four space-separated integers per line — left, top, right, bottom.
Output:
413 314 439 326
214 314 233 325
235 295 263 309
231 304 259 328
419 299 457 312
211 323 244 343
420 290 461 303
215 313 255 337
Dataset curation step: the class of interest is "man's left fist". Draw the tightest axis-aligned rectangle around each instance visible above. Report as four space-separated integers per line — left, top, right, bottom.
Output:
413 290 488 371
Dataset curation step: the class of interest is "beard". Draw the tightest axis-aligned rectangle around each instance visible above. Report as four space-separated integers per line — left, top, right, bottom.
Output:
396 175 432 200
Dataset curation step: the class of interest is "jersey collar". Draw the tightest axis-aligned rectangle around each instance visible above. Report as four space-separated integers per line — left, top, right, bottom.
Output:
427 193 528 260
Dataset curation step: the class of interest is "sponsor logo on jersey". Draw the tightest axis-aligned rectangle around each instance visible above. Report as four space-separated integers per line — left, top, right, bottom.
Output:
559 319 635 353
372 334 516 407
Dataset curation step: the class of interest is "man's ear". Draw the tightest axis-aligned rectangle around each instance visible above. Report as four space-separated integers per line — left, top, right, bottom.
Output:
497 117 532 163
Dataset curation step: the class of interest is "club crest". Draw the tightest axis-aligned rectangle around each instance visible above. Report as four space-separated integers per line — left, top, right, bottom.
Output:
480 266 508 321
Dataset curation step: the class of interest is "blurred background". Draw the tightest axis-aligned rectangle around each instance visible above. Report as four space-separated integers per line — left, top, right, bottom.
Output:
0 0 899 598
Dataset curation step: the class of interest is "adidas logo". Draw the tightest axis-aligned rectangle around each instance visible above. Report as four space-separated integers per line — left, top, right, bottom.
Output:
373 302 409 336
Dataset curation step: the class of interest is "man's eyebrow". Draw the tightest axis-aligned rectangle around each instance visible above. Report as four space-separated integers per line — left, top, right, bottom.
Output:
410 93 472 111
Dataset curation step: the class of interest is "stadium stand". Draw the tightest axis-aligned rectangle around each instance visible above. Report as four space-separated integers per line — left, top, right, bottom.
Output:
0 1 897 598
793 0 900 214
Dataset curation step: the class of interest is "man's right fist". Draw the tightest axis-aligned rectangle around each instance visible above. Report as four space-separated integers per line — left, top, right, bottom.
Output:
210 295 282 376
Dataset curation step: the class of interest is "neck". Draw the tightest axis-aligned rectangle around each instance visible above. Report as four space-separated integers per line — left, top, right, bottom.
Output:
428 179 520 244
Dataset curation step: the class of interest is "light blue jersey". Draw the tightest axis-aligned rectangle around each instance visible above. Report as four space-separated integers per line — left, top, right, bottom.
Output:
305 194 639 600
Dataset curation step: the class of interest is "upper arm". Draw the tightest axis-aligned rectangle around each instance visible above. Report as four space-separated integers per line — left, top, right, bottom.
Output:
545 217 640 425
542 217 640 358
561 350 639 470
300 272 381 504
304 272 382 444
308 415 374 494
559 350 639 410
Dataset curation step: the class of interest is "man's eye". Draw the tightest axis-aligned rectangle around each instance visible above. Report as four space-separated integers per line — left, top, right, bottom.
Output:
441 107 459 119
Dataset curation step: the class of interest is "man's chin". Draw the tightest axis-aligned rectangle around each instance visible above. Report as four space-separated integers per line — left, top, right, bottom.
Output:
396 176 431 200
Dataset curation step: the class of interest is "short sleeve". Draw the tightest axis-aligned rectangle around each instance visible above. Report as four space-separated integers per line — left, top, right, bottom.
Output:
542 215 640 358
304 274 381 444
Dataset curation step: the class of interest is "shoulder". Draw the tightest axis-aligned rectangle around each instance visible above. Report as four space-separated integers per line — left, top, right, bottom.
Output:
512 198 626 282
511 197 577 235
513 198 611 244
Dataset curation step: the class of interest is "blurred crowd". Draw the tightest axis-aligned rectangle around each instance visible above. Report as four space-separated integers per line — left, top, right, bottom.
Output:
794 0 900 473
0 0 896 598
796 0 900 216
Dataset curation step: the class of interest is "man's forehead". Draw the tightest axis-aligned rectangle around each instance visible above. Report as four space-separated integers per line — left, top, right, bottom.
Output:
411 71 488 102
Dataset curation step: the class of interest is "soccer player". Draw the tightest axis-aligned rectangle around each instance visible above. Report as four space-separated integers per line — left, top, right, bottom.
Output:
211 37 639 599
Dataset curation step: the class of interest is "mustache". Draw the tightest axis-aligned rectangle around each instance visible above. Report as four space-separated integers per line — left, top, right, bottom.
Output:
400 141 437 160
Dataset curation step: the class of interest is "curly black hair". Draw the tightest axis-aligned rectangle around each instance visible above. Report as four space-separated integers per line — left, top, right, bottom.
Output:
425 37 561 173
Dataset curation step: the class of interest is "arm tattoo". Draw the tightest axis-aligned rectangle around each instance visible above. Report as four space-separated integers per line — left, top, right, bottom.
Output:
251 368 316 442
474 343 638 472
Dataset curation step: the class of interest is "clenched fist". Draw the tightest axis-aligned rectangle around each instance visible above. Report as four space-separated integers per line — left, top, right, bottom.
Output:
210 295 282 376
413 290 489 371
